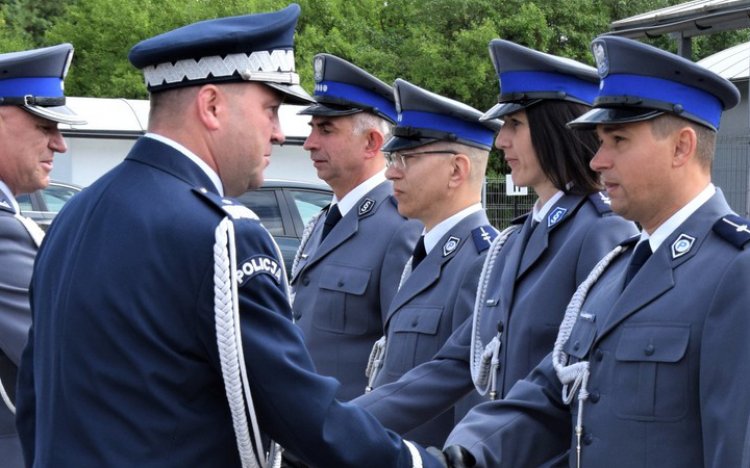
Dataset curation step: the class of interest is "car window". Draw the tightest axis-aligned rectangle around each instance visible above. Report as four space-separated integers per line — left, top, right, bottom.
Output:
42 185 80 213
15 194 33 212
289 189 332 226
237 190 284 236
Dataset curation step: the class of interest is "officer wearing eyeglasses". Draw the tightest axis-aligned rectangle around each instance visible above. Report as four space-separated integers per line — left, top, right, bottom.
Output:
360 78 501 447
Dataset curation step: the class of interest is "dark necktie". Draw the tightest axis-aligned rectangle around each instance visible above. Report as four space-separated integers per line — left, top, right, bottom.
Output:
320 204 342 240
411 236 427 269
624 241 652 287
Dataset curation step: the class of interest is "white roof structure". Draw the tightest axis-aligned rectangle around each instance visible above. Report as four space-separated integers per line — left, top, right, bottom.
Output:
697 40 750 80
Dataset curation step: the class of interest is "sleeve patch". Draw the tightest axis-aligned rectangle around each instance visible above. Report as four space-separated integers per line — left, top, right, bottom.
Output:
237 255 282 285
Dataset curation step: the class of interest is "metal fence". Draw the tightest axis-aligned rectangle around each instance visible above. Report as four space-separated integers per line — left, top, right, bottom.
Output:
483 177 536 229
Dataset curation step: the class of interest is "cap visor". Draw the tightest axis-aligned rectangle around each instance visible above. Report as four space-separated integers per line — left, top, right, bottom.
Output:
480 102 526 121
266 82 314 105
24 104 87 125
297 102 362 117
382 135 440 153
567 107 664 130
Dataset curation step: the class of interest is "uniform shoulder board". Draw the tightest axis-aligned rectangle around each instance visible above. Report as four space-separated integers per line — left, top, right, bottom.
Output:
472 225 499 253
192 187 259 221
587 192 613 215
713 214 750 249
510 213 528 226
618 234 640 248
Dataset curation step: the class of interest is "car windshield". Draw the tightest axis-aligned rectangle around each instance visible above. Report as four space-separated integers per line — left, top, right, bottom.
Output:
289 189 332 226
42 184 80 212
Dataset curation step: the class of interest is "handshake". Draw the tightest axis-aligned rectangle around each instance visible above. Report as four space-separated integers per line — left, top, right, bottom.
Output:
282 445 475 467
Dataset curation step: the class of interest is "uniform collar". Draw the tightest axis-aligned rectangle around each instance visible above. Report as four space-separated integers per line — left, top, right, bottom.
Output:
531 190 564 223
332 170 386 217
0 180 20 214
644 183 715 252
423 202 483 254
144 133 224 196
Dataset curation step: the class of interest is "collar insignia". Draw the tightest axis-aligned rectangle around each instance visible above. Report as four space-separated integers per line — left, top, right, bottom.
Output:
547 207 568 227
358 198 376 216
443 236 460 257
671 233 695 259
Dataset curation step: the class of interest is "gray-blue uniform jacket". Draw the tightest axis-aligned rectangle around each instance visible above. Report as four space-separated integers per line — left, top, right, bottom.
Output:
353 193 637 438
15 137 441 468
446 190 750 467
0 188 37 468
291 181 421 401
370 209 497 447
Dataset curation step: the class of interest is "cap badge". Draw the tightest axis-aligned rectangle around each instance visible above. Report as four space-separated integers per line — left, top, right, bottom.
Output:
671 233 695 259
592 41 608 77
443 236 460 257
547 207 568 228
313 56 324 82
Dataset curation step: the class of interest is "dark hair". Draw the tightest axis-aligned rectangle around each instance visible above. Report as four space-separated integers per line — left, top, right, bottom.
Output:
526 100 601 195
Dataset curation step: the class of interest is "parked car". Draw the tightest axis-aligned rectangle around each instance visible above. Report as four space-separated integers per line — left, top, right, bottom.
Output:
18 178 332 274
237 179 332 273
17 180 82 231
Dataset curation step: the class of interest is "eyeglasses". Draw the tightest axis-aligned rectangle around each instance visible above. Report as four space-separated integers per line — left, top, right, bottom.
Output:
384 150 459 170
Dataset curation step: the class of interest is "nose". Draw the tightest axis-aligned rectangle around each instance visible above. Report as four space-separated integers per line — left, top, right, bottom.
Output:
271 117 285 145
385 163 402 181
495 126 510 149
49 128 67 153
589 147 610 172
302 132 316 151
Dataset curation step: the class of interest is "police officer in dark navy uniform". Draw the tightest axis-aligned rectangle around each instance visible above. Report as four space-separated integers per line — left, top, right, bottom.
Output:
446 35 750 468
0 43 84 468
352 40 636 454
291 54 421 401
15 5 448 468
359 78 501 447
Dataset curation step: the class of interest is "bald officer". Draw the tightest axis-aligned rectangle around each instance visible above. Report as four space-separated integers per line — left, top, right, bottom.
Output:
363 79 500 447
0 43 84 468
445 35 750 467
15 5 445 468
292 54 421 401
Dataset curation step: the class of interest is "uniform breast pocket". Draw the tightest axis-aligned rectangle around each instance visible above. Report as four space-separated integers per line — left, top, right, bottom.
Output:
612 323 690 421
385 306 443 376
314 264 372 335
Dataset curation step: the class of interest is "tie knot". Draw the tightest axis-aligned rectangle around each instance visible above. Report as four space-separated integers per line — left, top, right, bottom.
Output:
412 236 427 269
320 204 342 240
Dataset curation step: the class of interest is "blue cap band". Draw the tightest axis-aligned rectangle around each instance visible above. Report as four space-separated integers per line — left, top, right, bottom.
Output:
499 71 598 105
399 110 496 148
0 77 63 98
315 80 397 122
600 73 723 128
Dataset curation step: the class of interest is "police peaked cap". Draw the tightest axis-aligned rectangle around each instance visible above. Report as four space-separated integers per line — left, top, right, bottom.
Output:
482 39 599 121
383 78 501 153
0 43 86 125
298 54 397 123
128 3 313 105
569 35 740 131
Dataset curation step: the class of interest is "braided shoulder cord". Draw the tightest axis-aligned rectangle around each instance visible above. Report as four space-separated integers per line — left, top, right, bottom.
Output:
290 211 323 281
469 224 521 398
215 217 287 468
551 244 626 468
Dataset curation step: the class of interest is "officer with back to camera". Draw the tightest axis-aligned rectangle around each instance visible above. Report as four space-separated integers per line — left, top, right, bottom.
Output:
291 54 421 401
362 79 501 447
0 43 85 468
444 35 750 467
14 5 459 468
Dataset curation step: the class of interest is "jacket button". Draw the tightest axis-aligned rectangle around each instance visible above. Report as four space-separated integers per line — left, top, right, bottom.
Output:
589 391 600 403
644 344 655 356
583 433 594 445
594 349 604 361
337 280 344 287
573 341 580 351
302 277 310 286
411 319 419 327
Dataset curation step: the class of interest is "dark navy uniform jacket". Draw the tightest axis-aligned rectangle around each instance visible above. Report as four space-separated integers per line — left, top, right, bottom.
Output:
354 193 636 437
0 188 37 468
447 190 750 467
291 180 421 401
367 209 496 447
16 137 440 468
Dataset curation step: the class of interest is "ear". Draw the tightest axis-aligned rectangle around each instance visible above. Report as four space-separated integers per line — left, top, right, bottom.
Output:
195 85 223 131
362 128 385 160
448 153 471 188
672 126 697 168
